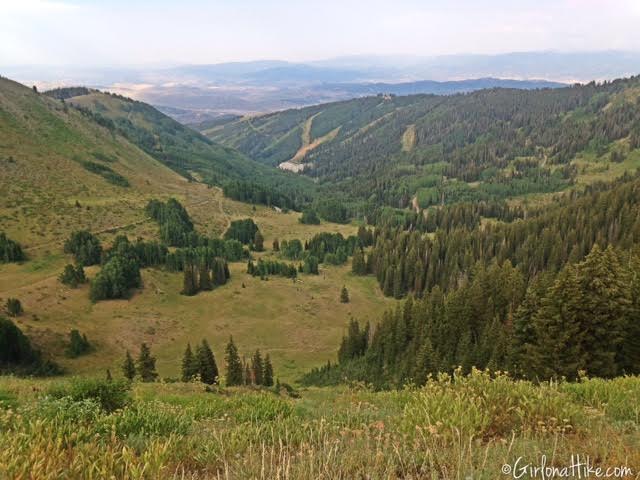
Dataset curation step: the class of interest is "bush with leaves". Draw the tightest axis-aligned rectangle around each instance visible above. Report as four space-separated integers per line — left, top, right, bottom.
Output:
64 231 102 266
66 330 92 358
59 264 87 288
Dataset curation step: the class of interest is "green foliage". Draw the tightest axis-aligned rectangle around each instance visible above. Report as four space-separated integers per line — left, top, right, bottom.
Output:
263 354 274 387
5 298 22 317
80 160 130 187
0 316 60 376
339 286 349 303
302 255 319 275
122 351 135 380
64 230 102 266
89 255 141 302
280 239 303 260
66 330 92 358
146 198 196 247
248 259 297 279
216 78 640 211
0 232 25 263
48 377 131 412
136 343 158 383
181 344 199 382
314 199 348 224
253 230 264 252
251 350 263 386
223 180 310 210
196 340 218 385
299 209 320 225
225 337 244 386
59 264 86 288
224 218 260 245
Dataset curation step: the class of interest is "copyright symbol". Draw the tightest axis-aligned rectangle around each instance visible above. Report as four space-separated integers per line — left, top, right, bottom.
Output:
502 464 512 475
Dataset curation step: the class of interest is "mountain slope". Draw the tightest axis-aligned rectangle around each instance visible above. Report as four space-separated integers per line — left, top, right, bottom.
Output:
210 76 640 208
0 76 196 247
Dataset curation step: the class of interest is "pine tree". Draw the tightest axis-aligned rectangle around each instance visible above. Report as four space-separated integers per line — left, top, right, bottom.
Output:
528 266 585 380
136 343 158 382
198 263 212 291
251 350 263 386
181 343 199 381
340 286 350 303
122 350 136 380
263 354 274 387
352 250 367 275
181 263 198 296
225 336 244 386
253 231 264 252
196 340 218 384
244 361 252 385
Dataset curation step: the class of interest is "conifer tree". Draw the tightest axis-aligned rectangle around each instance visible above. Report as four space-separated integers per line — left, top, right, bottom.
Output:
253 231 264 252
352 250 367 275
122 350 136 380
263 354 274 387
340 286 350 303
244 361 252 385
225 336 244 386
251 350 263 386
181 343 199 381
196 340 218 384
198 263 212 291
181 263 198 296
136 343 158 382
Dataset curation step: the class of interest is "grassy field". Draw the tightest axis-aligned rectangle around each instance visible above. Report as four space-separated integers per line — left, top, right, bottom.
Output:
0 371 638 479
0 185 393 382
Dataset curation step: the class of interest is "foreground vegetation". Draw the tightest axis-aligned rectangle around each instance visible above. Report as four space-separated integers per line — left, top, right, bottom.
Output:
0 371 637 479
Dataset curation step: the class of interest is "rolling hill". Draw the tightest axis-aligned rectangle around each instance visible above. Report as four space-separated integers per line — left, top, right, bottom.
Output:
209 76 640 209
0 75 393 382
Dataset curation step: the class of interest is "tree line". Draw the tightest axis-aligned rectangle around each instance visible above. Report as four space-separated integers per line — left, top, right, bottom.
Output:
121 337 275 387
304 244 640 388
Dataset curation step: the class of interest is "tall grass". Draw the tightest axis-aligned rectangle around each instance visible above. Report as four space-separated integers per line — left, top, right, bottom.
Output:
0 372 637 479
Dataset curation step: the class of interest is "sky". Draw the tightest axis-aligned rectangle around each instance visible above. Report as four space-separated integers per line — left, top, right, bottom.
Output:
1 0 640 67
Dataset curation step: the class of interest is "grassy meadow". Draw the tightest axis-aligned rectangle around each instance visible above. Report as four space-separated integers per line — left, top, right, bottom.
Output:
0 370 638 479
0 183 393 382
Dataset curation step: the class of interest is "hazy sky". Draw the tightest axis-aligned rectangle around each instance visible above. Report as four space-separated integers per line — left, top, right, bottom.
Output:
2 0 640 66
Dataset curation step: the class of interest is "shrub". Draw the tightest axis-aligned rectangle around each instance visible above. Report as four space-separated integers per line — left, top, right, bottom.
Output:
5 298 22 317
90 255 141 302
299 209 320 225
59 264 86 288
48 378 131 412
66 330 92 358
64 231 102 266
0 232 25 263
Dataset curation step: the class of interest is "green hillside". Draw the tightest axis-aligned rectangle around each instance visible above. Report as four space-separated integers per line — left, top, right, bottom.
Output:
211 78 640 209
0 76 193 248
57 89 316 209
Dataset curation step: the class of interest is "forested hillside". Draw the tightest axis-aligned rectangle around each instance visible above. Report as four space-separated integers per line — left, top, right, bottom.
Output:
211 77 640 210
48 88 316 210
303 172 640 387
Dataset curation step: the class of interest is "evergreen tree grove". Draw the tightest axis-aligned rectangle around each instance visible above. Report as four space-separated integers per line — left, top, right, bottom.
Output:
225 336 244 386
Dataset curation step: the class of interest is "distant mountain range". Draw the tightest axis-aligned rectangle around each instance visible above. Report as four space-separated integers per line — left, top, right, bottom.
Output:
3 51 638 121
